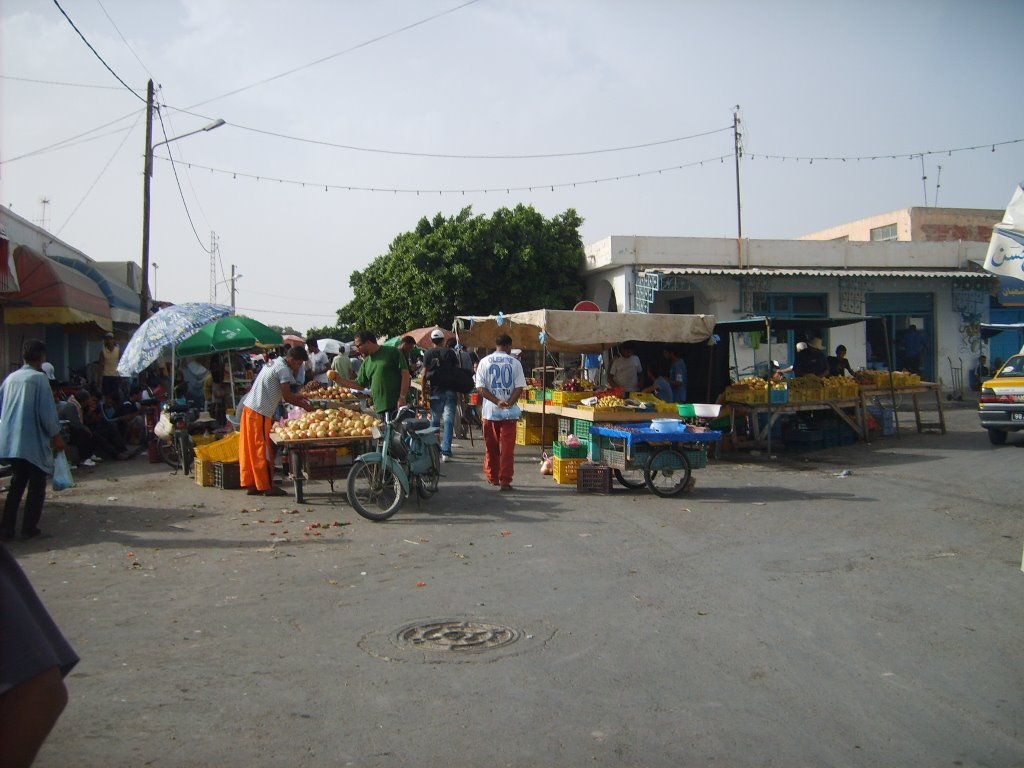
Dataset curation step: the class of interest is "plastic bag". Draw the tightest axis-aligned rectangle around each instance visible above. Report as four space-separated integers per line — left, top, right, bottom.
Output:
539 451 553 476
53 451 74 491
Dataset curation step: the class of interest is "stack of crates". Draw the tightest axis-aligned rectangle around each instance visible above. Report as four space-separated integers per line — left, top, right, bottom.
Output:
515 412 558 446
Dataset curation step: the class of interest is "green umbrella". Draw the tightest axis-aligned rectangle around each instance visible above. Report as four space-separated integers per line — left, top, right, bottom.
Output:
176 316 283 356
176 317 283 410
382 335 403 347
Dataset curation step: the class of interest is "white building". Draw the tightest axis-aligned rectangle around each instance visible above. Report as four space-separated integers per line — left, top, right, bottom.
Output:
583 235 995 384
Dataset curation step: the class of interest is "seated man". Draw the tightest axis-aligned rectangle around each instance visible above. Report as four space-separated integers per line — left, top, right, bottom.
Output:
55 392 98 468
81 394 129 460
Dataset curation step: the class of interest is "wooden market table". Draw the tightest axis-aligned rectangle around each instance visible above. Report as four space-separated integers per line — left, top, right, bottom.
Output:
726 398 865 448
857 382 946 435
270 433 372 503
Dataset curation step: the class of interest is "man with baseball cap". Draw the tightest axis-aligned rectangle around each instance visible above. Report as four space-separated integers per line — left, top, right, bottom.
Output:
422 329 458 461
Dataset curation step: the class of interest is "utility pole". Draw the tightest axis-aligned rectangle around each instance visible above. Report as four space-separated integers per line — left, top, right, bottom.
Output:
733 105 743 242
230 264 238 310
139 79 155 322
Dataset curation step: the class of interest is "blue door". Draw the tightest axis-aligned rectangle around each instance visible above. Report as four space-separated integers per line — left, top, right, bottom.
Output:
865 293 935 381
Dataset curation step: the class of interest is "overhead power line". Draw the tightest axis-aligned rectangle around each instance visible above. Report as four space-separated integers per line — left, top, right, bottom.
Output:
234 305 338 319
0 108 143 164
186 0 482 109
227 123 734 161
94 0 155 79
51 0 145 103
0 73 141 91
152 153 733 195
155 106 213 253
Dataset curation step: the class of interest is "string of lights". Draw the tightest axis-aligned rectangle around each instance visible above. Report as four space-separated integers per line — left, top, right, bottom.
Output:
745 137 1024 163
151 153 733 196
51 0 145 104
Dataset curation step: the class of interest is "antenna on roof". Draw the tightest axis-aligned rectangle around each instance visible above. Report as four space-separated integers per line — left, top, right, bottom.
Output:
37 197 51 231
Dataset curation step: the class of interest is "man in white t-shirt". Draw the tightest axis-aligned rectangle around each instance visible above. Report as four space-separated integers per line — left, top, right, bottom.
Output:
474 333 527 491
306 339 330 385
608 343 642 393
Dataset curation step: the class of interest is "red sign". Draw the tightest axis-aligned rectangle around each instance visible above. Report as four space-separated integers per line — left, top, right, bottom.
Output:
573 300 600 312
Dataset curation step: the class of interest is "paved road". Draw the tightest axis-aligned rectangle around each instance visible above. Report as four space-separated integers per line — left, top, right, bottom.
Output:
10 405 1022 767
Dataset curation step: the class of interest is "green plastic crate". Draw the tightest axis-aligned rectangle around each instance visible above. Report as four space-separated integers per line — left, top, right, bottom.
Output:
552 441 588 459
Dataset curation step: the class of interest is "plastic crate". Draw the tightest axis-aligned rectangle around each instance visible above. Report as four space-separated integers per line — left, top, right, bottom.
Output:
770 388 789 404
577 462 613 494
572 417 595 438
515 421 556 446
558 417 574 438
552 456 584 484
726 387 768 404
526 388 540 404
551 390 588 406
213 461 241 490
194 457 215 487
552 441 588 459
192 434 220 448
867 406 896 436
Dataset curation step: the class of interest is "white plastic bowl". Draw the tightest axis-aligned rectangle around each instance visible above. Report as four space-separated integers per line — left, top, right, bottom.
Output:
692 403 722 418
651 418 685 433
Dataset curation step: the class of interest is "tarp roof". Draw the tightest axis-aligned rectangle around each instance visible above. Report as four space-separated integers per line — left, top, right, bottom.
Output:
49 254 139 325
454 309 716 353
980 322 1024 341
714 315 879 333
4 246 112 331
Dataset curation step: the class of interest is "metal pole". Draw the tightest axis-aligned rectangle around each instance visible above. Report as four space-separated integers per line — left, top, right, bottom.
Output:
765 318 773 454
733 105 743 265
230 264 236 310
139 79 155 323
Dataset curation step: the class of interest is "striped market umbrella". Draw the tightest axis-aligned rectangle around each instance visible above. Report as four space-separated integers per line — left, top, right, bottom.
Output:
117 303 234 377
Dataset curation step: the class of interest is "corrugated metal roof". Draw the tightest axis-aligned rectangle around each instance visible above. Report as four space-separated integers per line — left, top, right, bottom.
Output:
644 267 991 279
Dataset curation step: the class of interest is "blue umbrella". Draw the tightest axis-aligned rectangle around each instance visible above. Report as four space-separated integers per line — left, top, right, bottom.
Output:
117 302 234 377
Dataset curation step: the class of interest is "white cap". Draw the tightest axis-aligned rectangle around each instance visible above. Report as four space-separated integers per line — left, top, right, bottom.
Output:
796 342 808 352
430 329 445 340
41 362 56 380
511 348 522 357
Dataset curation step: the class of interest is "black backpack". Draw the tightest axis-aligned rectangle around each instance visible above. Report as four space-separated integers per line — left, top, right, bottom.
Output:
425 348 475 394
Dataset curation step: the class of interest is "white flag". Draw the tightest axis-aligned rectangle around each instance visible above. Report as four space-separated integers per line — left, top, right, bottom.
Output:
984 184 1024 282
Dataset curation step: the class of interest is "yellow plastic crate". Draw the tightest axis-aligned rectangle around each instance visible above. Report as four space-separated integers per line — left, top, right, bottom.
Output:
194 457 215 487
515 421 557 446
194 432 240 463
552 456 584 484
726 387 767 404
551 390 589 406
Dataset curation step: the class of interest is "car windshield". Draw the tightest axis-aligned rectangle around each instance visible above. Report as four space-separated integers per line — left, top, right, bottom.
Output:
995 355 1024 378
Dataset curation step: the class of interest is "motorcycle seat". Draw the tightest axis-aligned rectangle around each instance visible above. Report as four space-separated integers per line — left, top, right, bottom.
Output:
399 418 431 434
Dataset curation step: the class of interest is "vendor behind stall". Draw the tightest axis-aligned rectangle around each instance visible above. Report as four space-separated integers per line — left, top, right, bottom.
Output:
330 331 410 417
238 346 313 497
827 345 855 377
608 343 643 392
794 338 829 377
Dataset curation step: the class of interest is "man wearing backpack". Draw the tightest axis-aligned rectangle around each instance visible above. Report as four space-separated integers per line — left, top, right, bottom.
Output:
422 329 458 461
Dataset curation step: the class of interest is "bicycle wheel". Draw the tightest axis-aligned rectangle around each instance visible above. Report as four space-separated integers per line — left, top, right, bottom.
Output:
347 459 405 521
613 467 646 489
158 436 180 468
644 447 691 498
416 445 441 498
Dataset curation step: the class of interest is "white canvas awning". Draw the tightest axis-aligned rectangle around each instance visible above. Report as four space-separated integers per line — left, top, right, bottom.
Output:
454 309 716 353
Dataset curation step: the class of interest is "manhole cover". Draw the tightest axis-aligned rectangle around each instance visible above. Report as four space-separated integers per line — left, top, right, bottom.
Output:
359 617 551 663
395 620 519 653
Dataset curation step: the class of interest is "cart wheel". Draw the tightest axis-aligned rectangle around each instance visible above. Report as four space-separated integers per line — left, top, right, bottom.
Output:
613 467 646 489
644 447 692 498
347 459 405 521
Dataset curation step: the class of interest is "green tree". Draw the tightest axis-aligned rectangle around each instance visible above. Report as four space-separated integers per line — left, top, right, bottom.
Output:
337 205 585 336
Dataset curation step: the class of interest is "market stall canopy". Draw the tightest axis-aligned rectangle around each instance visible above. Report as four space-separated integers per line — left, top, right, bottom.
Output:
118 302 233 376
455 310 717 353
0 226 18 293
282 334 306 347
176 316 283 357
4 245 111 331
980 322 1024 342
713 315 879 334
317 338 344 355
48 254 140 325
400 326 455 348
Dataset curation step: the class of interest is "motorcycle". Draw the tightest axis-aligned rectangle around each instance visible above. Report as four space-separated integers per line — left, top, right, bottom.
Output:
346 405 442 522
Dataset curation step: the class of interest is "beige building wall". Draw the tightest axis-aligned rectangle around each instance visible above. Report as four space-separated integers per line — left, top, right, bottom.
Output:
799 207 1003 243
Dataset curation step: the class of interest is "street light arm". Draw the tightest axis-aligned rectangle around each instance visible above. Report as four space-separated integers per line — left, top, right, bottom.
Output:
151 118 226 151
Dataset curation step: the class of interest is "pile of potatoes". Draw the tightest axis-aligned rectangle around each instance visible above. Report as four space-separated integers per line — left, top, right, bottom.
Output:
274 408 380 440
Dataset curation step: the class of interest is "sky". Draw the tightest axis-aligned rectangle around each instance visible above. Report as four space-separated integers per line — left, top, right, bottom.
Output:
2 0 1023 333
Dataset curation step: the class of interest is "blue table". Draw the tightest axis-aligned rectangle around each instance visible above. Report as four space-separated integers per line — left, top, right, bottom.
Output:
588 422 721 497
